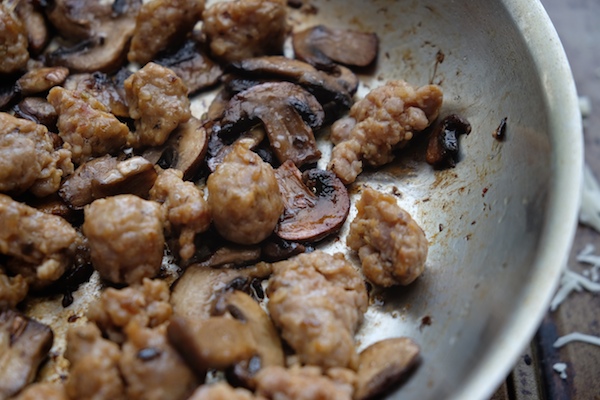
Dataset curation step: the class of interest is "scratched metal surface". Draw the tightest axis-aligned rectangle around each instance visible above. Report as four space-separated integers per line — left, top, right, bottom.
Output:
24 1 582 399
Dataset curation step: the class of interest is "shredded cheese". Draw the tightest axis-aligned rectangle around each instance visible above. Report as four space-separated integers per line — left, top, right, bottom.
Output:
550 267 600 311
553 332 600 348
552 362 568 380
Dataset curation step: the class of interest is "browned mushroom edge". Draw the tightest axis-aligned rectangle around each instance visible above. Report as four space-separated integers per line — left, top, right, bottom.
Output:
211 81 324 168
425 113 472 169
213 290 285 389
13 97 59 131
169 262 273 322
16 0 51 56
226 56 358 110
154 38 223 96
45 0 141 73
354 337 421 400
292 25 379 70
63 72 130 117
59 155 157 209
141 117 209 181
274 160 350 242
0 309 54 399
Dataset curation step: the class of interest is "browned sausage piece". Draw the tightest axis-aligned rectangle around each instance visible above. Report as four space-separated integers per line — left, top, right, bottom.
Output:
266 251 368 369
82 194 165 285
347 187 428 287
202 0 288 62
207 139 283 245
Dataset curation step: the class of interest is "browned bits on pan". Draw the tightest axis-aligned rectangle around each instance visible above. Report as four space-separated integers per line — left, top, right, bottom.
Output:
494 117 507 141
426 113 472 169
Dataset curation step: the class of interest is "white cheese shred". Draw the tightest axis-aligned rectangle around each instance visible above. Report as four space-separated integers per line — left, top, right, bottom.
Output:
553 332 600 349
552 362 568 380
550 267 600 311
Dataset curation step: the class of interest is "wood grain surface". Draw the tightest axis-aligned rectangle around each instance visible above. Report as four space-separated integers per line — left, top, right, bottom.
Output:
493 1 600 399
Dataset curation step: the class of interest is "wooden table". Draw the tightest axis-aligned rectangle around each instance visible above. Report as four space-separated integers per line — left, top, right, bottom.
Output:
493 1 600 399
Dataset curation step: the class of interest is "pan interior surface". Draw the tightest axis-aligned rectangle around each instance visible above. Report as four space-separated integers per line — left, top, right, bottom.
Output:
281 0 581 398
22 1 582 399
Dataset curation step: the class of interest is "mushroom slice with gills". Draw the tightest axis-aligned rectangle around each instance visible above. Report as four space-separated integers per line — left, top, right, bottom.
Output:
16 67 69 97
154 38 223 96
354 337 421 400
46 0 142 73
196 244 262 269
227 56 358 108
426 113 472 169
213 290 285 389
141 117 209 180
170 263 273 321
261 237 306 262
292 25 379 70
167 315 257 378
63 72 129 118
213 81 324 168
59 155 158 209
13 97 58 131
274 160 350 242
0 309 54 399
206 125 266 173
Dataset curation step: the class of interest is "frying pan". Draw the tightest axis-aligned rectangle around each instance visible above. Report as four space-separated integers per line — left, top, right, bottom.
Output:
26 0 583 399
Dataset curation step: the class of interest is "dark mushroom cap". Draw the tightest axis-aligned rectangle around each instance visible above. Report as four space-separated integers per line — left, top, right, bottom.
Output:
275 160 350 242
13 97 58 131
213 81 324 168
292 25 379 70
426 113 472 169
154 38 223 96
227 56 358 108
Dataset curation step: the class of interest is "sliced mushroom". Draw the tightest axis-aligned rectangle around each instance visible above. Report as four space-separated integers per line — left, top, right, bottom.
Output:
261 237 306 262
170 263 273 321
274 160 350 242
155 38 223 95
206 126 265 173
213 290 285 389
44 0 106 40
167 315 256 377
13 97 58 131
293 25 378 70
15 0 50 55
426 114 472 169
141 117 209 180
16 67 69 96
227 56 358 108
196 245 262 269
213 81 324 168
24 192 82 225
64 72 129 118
0 78 18 110
59 155 158 209
0 309 54 399
46 0 141 73
354 337 421 400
